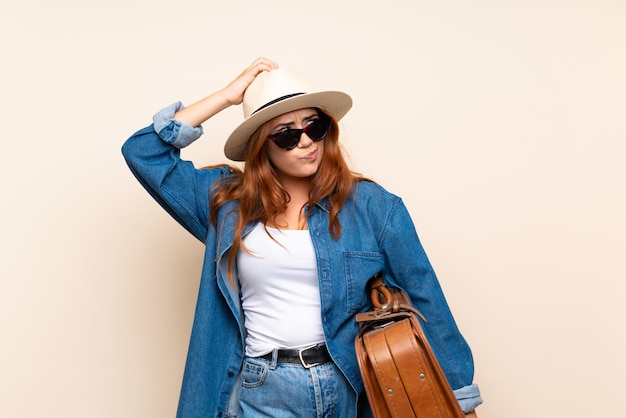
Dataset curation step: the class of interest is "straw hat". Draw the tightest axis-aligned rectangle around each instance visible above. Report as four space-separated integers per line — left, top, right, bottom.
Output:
224 68 352 161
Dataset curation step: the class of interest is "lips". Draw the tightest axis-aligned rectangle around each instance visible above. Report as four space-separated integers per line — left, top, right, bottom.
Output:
302 149 318 160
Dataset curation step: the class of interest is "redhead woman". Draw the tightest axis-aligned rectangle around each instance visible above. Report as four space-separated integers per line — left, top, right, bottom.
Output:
122 57 482 417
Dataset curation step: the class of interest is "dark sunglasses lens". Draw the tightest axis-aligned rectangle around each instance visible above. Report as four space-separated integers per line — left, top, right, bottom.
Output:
273 131 301 150
305 117 330 141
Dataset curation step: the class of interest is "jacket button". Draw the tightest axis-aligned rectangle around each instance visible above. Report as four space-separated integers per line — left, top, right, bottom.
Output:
227 371 234 377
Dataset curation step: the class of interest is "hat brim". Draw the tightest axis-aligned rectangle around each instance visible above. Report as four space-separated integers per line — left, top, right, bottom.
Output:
224 91 352 161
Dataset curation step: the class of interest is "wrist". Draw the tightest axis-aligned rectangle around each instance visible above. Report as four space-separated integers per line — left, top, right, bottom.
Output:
215 88 238 107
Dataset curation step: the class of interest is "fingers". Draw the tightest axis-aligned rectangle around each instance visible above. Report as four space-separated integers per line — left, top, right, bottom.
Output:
242 57 279 81
221 57 279 105
248 57 279 73
237 57 279 86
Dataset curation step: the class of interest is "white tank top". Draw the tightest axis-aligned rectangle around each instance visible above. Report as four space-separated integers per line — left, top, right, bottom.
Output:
237 223 324 357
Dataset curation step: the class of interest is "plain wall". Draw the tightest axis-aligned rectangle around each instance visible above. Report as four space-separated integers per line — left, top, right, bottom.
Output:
1 0 625 417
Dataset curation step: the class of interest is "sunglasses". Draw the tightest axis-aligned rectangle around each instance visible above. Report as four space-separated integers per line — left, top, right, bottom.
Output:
267 112 331 150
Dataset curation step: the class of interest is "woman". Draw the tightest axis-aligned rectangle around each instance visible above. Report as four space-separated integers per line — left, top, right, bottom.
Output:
122 57 482 417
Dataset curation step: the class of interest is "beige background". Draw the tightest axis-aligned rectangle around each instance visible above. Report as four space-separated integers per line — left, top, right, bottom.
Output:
1 0 625 417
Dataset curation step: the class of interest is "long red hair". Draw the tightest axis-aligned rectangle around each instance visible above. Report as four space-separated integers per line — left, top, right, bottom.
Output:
209 109 365 283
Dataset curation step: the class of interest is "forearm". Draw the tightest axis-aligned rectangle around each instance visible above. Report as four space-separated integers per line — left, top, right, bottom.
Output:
465 411 478 418
173 89 232 128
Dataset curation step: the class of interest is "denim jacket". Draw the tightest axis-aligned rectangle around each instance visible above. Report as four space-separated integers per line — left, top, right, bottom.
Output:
121 103 482 417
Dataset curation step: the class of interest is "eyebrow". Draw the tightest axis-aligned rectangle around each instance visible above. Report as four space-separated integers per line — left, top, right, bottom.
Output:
271 112 319 131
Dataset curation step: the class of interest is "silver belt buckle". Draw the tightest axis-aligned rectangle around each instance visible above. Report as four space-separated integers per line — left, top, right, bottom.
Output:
298 344 323 369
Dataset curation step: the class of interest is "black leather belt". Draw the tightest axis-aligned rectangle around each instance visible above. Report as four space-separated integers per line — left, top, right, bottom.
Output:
260 343 331 368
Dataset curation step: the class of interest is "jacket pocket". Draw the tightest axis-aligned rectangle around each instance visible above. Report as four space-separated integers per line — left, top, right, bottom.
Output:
344 251 384 314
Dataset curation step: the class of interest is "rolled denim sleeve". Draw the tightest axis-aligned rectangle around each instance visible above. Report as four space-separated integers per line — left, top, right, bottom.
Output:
152 101 204 148
454 383 483 413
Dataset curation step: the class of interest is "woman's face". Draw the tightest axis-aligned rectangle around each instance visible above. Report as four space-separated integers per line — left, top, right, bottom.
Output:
264 108 325 181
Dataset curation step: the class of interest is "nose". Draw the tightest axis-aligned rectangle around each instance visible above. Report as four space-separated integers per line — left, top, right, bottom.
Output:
297 130 314 148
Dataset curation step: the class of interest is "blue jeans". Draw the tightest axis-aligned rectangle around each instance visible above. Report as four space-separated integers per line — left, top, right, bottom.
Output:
236 352 358 417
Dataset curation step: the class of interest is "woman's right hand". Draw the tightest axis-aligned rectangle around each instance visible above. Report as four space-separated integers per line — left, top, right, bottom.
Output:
220 57 279 106
173 57 279 128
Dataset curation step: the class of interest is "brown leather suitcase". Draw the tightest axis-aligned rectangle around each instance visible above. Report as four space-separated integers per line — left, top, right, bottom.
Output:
355 274 464 418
